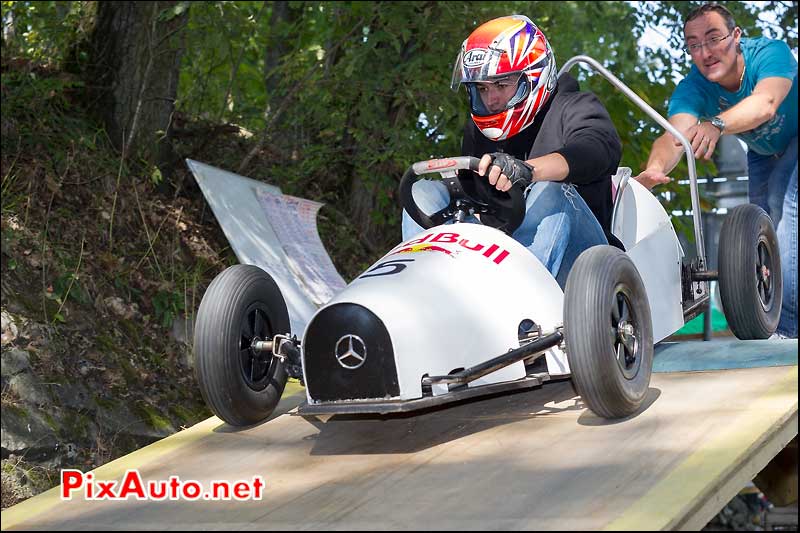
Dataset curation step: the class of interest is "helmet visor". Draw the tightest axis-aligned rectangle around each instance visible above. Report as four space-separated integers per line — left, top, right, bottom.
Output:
451 48 465 91
464 74 528 117
451 47 509 90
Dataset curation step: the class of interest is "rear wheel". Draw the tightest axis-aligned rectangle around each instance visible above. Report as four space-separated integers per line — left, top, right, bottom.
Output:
564 246 653 419
718 204 782 339
194 265 290 426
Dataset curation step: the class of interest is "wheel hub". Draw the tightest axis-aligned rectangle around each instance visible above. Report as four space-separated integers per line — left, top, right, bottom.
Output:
612 290 641 380
618 322 635 338
755 240 775 310
239 305 274 391
759 264 770 281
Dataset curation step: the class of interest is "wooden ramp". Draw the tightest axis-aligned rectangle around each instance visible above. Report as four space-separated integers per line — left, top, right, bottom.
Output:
2 339 796 531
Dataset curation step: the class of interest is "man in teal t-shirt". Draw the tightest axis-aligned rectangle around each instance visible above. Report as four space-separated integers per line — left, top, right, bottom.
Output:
635 3 797 338
668 36 797 158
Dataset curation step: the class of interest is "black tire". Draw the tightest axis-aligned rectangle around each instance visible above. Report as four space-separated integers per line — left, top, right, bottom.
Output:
718 204 782 339
194 264 291 426
564 246 654 419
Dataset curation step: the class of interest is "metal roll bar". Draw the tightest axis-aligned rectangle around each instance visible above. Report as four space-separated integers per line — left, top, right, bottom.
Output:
558 55 707 268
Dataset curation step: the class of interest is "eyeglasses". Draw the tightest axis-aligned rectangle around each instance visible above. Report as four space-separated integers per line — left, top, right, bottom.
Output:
684 32 733 54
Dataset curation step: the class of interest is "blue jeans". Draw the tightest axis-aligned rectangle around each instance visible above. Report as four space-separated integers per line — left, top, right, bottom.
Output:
401 180 608 288
776 170 797 337
747 136 798 338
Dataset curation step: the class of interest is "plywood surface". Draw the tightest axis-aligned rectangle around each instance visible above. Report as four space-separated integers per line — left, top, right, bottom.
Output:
3 361 796 531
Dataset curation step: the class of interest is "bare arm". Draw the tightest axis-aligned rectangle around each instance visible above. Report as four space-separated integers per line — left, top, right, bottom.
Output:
635 76 792 190
526 153 570 181
634 113 698 189
681 77 794 163
638 78 794 188
716 77 792 134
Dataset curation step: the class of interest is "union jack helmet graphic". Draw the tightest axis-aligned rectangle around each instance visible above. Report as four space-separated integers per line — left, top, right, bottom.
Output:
451 15 558 141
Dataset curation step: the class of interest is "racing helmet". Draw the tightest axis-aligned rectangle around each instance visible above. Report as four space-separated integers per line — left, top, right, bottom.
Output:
451 15 558 141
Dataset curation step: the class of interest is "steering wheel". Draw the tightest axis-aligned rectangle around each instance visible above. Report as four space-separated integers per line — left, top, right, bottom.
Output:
399 156 526 235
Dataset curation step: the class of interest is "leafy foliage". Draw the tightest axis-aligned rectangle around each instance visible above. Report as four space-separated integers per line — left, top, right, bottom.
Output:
1 1 96 68
175 1 796 261
152 289 185 328
3 1 797 271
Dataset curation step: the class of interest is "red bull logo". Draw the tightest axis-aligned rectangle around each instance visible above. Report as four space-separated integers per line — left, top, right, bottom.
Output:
389 231 510 264
394 243 455 257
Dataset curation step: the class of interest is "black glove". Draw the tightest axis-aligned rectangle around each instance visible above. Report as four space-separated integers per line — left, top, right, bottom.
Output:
488 153 535 190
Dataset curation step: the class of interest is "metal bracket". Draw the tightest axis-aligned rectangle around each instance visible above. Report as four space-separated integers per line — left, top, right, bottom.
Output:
253 334 303 380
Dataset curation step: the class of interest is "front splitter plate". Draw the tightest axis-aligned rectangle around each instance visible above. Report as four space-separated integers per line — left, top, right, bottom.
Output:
295 374 549 416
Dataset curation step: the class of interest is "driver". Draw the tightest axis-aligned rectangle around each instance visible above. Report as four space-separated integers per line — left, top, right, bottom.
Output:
402 15 622 288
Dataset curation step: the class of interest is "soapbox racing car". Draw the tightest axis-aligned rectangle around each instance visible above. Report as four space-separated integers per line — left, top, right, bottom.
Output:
192 56 782 426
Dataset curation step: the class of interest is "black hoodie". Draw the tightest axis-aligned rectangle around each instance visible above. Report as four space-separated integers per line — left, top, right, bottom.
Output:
461 72 622 238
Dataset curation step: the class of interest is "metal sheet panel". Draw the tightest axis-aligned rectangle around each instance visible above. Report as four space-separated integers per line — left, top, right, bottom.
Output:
186 159 345 335
626 223 685 343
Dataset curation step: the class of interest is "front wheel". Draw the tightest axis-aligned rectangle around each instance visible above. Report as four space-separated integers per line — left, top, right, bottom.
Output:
194 264 291 426
564 246 653 419
718 204 782 339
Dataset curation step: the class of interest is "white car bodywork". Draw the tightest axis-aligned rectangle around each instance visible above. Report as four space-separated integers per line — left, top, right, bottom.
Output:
612 169 685 343
301 168 686 406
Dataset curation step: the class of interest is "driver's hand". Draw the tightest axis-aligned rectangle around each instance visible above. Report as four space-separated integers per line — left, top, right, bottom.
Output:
633 168 671 190
478 153 534 192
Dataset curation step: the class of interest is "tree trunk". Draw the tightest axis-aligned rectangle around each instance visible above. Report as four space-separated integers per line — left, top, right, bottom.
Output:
87 1 188 174
347 30 418 251
237 1 295 174
264 1 292 124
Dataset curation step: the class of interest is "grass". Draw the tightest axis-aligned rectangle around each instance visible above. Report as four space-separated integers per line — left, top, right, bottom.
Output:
134 402 175 434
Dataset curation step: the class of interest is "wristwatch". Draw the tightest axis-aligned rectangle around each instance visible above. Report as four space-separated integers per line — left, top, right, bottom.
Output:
710 116 726 134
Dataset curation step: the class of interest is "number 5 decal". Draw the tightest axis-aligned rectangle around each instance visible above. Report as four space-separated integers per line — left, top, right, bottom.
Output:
359 259 415 279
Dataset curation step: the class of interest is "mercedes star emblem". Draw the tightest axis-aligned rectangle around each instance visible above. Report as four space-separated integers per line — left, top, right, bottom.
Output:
335 334 367 370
